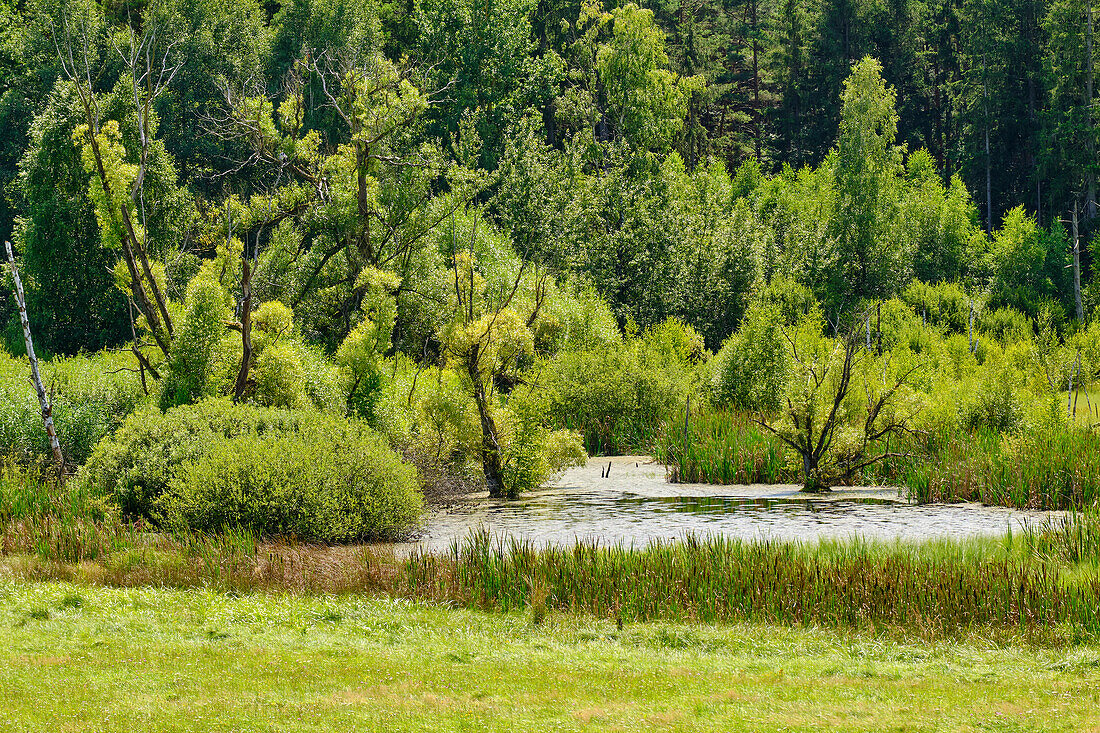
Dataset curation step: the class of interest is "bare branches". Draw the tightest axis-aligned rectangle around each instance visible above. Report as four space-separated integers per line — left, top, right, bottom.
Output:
758 311 922 492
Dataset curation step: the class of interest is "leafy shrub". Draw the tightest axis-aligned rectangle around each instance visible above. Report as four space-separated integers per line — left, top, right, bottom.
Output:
960 366 1021 434
531 283 621 355
160 425 420 541
250 302 344 412
0 350 145 466
75 399 421 540
901 279 971 335
979 306 1032 344
708 301 789 413
159 270 233 409
642 317 706 364
531 340 691 455
500 405 587 497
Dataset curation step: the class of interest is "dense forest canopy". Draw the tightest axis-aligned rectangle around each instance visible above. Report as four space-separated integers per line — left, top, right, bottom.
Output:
0 0 1095 361
0 0 1096 355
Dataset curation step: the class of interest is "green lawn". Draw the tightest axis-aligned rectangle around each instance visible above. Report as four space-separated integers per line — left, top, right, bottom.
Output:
2 581 1100 731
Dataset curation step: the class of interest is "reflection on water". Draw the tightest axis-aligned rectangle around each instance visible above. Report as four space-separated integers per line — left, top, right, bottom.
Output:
408 456 1060 553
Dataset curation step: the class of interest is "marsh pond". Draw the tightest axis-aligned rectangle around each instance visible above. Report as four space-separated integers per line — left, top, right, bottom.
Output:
406 456 1060 553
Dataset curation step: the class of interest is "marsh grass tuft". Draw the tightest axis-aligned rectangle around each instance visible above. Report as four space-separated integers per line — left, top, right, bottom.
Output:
655 410 794 484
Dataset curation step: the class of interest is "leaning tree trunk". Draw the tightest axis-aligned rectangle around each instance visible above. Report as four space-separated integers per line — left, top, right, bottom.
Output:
467 345 507 498
233 254 253 402
4 241 65 480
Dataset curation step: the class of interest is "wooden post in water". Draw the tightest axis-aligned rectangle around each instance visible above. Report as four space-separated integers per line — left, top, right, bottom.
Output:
683 395 691 456
4 241 65 480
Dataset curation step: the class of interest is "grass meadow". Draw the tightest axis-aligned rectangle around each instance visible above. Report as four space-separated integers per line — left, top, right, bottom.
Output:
3 580 1100 731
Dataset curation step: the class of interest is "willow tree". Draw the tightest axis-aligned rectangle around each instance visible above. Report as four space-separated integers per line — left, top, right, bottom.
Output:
208 49 480 350
437 210 584 498
57 0 181 360
758 318 919 492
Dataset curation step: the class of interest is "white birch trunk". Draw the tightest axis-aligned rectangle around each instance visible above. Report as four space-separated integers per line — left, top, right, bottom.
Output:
1074 204 1084 322
4 241 65 479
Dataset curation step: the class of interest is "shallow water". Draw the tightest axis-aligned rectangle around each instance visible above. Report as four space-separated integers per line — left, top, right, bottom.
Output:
408 456 1061 553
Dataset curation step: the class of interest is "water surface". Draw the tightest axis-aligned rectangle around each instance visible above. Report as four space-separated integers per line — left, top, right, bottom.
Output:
409 456 1059 552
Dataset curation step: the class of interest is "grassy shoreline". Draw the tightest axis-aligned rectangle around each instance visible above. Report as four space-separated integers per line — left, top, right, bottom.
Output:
6 459 1100 643
3 579 1100 731
3 520 1100 643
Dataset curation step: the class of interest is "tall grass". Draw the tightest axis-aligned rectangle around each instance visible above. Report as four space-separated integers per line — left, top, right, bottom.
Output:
9 510 1100 638
1019 510 1100 565
654 409 795 484
0 464 122 562
398 529 1100 636
905 425 1100 509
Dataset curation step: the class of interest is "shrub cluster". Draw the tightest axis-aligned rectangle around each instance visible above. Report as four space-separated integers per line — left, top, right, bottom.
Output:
0 351 145 466
76 399 421 542
532 342 691 455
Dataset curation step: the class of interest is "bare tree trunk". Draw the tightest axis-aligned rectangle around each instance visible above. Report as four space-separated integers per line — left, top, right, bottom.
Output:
1089 0 1097 219
985 126 992 234
751 0 762 164
984 56 993 234
233 254 254 402
4 241 65 480
1074 203 1085 321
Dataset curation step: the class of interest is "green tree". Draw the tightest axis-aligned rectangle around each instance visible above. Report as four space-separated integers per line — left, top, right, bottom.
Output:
597 3 702 153
985 205 1071 317
416 0 543 168
828 56 906 306
149 0 273 190
1044 0 1098 219
13 83 129 355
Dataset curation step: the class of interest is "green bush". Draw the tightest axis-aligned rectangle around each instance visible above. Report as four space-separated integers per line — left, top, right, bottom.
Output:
499 400 587 497
0 350 145 466
531 340 691 455
75 399 421 541
159 270 233 410
979 306 1032 344
960 366 1021 434
160 426 420 542
707 301 789 414
901 280 971 334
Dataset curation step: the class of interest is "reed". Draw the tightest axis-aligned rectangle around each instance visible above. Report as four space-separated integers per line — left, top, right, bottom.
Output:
1019 509 1100 565
9 519 1100 638
654 409 794 484
0 464 124 562
905 425 1100 509
393 529 1100 637
658 406 1100 511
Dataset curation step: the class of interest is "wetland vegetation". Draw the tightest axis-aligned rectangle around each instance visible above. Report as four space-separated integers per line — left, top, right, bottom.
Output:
3 0 1100 723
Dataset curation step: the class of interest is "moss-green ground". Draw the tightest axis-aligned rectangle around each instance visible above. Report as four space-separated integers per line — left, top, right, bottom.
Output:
3 581 1100 732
